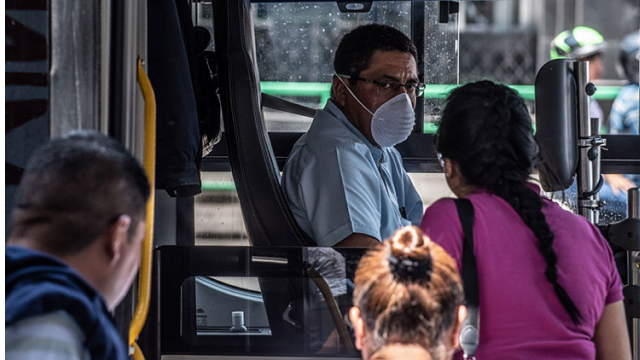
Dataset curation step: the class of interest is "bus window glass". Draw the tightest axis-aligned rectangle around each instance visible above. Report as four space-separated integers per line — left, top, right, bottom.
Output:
422 2 459 128
194 0 637 246
195 172 249 246
546 174 640 225
253 2 412 132
195 173 452 246
173 247 367 356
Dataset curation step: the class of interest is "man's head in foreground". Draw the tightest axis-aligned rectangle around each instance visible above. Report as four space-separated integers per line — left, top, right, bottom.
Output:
8 130 150 310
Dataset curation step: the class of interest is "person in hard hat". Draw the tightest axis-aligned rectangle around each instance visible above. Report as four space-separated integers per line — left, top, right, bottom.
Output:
600 30 640 208
609 30 639 135
550 26 606 121
551 27 636 215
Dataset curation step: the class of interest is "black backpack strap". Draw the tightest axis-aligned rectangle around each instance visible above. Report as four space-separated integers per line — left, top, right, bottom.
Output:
454 198 480 359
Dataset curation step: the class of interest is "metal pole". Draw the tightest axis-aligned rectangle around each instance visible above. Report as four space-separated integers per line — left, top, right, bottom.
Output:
629 188 640 360
50 0 102 136
575 61 602 224
590 117 602 225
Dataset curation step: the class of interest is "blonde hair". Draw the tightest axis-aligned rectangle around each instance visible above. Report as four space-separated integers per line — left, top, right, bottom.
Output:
353 226 464 358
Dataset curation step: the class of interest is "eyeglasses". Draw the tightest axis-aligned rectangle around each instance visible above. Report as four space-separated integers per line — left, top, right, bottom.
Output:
436 152 445 168
336 74 425 97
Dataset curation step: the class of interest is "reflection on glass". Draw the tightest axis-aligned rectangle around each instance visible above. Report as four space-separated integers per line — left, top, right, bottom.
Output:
174 247 366 356
306 248 353 353
193 276 270 336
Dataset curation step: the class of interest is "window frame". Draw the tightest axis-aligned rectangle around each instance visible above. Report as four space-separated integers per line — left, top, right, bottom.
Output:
200 1 640 175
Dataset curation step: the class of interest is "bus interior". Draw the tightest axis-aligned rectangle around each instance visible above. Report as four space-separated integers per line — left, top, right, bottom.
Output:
5 0 640 359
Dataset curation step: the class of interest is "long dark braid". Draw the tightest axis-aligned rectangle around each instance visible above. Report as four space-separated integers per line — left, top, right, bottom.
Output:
436 81 583 324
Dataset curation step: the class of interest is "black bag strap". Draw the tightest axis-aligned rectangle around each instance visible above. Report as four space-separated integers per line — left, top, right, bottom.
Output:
454 198 480 359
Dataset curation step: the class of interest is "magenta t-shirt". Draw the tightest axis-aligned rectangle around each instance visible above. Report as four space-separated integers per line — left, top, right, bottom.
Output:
420 185 623 360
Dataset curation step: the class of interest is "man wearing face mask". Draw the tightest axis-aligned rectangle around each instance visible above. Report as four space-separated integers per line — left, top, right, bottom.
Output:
282 24 424 248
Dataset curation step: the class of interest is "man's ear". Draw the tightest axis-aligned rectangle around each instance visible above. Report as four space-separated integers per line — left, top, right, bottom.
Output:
105 215 132 265
331 76 348 107
449 305 467 349
349 306 366 350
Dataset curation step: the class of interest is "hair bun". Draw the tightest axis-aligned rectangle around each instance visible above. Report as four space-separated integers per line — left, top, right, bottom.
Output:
387 252 433 281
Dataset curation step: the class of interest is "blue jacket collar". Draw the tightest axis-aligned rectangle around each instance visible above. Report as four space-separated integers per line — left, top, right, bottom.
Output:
6 246 130 360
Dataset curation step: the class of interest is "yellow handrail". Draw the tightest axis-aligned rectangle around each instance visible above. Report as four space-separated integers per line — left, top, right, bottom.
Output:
132 342 145 360
129 56 156 360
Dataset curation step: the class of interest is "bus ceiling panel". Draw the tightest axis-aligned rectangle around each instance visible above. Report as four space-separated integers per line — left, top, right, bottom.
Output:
203 132 640 174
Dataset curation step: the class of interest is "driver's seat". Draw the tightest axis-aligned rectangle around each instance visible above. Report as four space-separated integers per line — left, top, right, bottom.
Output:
212 0 314 248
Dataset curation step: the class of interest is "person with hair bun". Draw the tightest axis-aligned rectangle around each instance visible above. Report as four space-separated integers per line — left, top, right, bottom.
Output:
349 226 465 360
421 80 631 360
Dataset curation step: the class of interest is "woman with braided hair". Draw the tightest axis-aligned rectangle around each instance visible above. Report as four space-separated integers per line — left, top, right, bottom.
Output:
420 80 630 360
349 225 465 360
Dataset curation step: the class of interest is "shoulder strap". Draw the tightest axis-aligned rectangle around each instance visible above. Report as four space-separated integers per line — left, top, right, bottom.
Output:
454 198 480 359
455 198 479 306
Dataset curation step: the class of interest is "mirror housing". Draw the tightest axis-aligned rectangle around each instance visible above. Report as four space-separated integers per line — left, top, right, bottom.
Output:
534 59 578 192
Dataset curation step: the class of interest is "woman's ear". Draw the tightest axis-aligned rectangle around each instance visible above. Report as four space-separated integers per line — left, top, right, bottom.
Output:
449 305 467 350
444 158 454 179
445 160 475 198
349 306 366 350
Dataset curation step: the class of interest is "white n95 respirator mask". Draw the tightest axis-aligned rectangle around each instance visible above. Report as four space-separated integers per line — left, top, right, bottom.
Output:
337 75 416 147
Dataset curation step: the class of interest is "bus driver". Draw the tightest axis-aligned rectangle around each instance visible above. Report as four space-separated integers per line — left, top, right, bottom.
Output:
282 24 424 248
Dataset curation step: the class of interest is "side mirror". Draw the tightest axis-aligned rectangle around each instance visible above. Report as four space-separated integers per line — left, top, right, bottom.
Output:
534 59 578 192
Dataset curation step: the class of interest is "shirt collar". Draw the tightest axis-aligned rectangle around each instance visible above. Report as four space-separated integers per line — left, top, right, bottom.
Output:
324 100 384 161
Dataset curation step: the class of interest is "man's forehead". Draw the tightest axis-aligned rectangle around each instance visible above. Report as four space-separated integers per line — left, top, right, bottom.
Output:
363 50 418 77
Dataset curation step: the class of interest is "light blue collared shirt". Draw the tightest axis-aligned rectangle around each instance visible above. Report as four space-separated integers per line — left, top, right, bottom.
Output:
281 101 423 246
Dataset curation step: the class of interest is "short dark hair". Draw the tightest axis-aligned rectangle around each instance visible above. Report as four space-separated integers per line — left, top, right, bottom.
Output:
334 24 418 79
10 131 151 255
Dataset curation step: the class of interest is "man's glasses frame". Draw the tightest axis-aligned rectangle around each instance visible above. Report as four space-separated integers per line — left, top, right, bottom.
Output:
336 74 425 97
